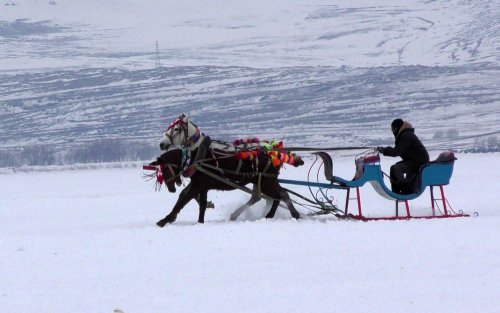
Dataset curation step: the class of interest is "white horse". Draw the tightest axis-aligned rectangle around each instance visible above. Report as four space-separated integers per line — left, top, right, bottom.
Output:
158 113 291 221
159 113 204 151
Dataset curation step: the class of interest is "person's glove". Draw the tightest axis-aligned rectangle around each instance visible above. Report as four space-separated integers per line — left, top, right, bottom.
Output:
376 147 385 153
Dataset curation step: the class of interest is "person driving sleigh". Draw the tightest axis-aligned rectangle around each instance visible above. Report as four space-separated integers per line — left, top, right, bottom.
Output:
377 119 429 194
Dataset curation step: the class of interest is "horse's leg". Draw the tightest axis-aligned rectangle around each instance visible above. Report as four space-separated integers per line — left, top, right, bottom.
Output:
261 179 281 219
265 200 280 219
157 182 197 227
262 183 301 219
197 190 208 224
264 198 274 212
229 185 261 221
279 188 301 219
195 195 214 209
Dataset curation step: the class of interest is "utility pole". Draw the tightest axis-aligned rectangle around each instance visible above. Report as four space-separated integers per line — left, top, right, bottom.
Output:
155 41 161 69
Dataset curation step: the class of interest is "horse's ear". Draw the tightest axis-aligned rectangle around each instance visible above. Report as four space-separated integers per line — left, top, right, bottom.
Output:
178 113 189 123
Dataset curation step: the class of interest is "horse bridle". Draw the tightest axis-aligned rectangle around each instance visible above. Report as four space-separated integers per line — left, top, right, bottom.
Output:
159 162 187 187
165 120 202 149
161 149 190 185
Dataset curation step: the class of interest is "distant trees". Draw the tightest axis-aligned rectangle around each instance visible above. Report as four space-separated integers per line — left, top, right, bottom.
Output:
70 139 126 163
433 128 459 140
486 136 498 149
0 150 18 167
432 129 500 153
68 140 157 164
20 146 55 166
1 135 498 168
0 140 158 167
462 135 499 153
446 128 459 140
430 130 500 153
433 130 444 140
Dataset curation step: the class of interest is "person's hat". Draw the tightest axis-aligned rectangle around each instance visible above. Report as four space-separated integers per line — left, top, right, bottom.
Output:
391 118 404 130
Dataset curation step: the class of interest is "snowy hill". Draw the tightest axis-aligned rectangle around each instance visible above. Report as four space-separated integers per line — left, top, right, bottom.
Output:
1 64 498 153
1 0 499 69
0 0 499 164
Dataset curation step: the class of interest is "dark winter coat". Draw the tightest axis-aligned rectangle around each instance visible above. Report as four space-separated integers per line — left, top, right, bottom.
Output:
381 122 430 169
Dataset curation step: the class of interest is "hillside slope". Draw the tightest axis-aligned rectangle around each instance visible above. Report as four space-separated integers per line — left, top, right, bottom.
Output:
0 64 498 153
1 0 498 69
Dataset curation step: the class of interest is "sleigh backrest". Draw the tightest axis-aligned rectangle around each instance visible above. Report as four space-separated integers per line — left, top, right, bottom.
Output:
420 151 457 187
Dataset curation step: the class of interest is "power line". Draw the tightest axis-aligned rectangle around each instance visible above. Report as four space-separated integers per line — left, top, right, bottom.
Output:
155 41 161 69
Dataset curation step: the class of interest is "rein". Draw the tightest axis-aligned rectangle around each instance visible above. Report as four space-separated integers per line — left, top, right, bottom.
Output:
195 161 278 179
284 146 368 152
193 162 281 202
161 164 183 185
164 164 182 185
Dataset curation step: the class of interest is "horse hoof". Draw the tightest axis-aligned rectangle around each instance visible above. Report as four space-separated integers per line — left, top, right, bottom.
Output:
156 220 167 227
157 214 177 227
229 214 239 221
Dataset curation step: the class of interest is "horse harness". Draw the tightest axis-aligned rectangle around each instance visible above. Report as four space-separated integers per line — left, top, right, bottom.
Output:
162 120 281 200
178 147 279 201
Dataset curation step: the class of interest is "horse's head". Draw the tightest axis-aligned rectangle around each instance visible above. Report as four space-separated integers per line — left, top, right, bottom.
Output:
150 150 184 193
159 114 202 151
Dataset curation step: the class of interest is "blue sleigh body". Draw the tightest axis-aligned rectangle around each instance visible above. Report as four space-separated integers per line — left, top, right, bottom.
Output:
278 151 468 220
333 157 454 201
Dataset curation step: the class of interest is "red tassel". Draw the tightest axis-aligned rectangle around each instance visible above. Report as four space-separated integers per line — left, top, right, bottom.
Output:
156 165 164 185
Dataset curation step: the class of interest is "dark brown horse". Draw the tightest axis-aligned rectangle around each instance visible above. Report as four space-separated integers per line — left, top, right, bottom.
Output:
150 148 302 226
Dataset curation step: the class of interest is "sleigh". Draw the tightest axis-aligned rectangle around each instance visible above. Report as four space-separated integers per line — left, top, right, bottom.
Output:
278 150 470 221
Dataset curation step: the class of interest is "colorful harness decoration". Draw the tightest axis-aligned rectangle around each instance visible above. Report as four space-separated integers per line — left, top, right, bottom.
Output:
233 138 302 167
166 118 185 131
155 164 165 184
142 164 166 190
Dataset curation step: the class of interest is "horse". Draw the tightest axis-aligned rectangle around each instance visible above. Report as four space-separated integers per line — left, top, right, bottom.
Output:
150 147 301 226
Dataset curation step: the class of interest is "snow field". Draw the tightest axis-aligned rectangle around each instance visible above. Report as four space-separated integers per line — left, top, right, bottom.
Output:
1 152 499 313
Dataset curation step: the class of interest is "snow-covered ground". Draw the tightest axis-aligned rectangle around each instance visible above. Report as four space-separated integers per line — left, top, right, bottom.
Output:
1 152 499 313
